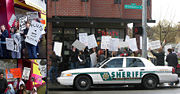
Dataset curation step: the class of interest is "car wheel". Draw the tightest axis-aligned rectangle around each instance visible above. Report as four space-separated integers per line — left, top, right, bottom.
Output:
74 75 91 91
142 75 158 89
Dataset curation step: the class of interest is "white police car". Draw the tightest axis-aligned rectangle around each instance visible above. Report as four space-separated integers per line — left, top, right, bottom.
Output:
57 57 179 91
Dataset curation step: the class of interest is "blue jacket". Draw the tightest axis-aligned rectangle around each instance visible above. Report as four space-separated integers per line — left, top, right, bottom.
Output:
1 30 9 41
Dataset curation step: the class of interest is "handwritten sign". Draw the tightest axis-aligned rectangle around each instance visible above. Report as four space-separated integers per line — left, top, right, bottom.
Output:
79 33 88 46
25 20 44 46
26 12 39 20
149 40 161 50
109 38 119 51
53 42 63 57
72 40 86 51
8 14 16 27
39 65 46 78
101 36 111 49
6 38 14 51
6 68 22 79
22 67 31 80
19 16 28 32
88 34 97 49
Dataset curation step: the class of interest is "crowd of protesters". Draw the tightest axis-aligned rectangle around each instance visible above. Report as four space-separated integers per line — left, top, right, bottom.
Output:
0 72 37 94
0 19 45 59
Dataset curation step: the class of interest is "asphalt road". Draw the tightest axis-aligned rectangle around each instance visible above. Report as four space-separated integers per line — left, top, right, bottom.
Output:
48 85 180 94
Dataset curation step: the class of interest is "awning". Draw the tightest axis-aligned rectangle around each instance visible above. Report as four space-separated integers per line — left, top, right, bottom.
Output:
25 0 46 12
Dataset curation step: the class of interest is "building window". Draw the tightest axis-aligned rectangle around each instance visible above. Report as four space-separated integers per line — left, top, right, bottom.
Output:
114 0 121 4
81 0 88 2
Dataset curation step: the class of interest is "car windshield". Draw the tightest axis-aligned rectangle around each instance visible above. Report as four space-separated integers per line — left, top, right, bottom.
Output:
95 58 110 68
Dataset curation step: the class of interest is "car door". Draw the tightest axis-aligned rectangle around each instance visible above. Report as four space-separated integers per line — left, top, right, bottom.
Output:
99 58 125 84
123 58 145 84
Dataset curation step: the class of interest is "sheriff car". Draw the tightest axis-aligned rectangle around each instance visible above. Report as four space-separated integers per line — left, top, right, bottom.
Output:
57 57 179 91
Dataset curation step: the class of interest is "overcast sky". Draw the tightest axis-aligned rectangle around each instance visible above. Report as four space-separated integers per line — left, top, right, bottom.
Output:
129 0 180 27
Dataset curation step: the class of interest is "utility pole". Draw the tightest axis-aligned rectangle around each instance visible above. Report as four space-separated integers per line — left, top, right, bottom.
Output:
142 0 147 58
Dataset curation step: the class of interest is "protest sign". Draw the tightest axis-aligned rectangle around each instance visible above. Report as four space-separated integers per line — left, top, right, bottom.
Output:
6 68 21 79
72 40 86 51
19 16 28 32
25 20 44 46
32 74 42 84
109 38 119 51
88 34 97 49
125 35 130 42
101 36 111 49
79 33 88 46
149 40 161 50
53 42 62 56
26 12 39 20
119 41 129 48
22 67 31 80
6 38 14 51
90 52 97 67
39 65 46 78
8 14 16 27
128 38 138 51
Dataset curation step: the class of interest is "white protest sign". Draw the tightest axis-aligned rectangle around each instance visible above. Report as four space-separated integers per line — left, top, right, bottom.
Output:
149 40 161 50
88 34 97 49
19 16 28 32
26 12 39 20
79 33 88 46
90 52 97 67
6 38 14 51
101 36 111 49
140 36 149 49
72 40 86 51
39 65 46 78
22 67 31 80
128 38 138 51
109 38 119 51
53 42 62 57
119 41 129 48
125 35 130 42
25 20 44 46
8 14 16 27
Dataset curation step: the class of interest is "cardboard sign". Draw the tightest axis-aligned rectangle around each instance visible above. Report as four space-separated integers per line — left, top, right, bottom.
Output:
101 36 111 49
149 40 161 50
125 35 130 42
128 38 138 51
22 67 31 80
39 65 46 78
8 14 16 27
19 16 28 32
25 20 44 46
119 41 129 48
90 52 97 67
109 38 119 51
6 38 14 51
6 68 22 79
79 33 88 46
53 42 62 56
88 34 97 49
26 12 39 20
72 40 86 51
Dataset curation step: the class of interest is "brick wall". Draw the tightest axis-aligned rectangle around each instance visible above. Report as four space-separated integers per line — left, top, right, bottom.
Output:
48 0 152 20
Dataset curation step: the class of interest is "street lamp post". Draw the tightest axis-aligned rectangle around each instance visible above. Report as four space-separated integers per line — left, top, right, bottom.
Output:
142 0 147 58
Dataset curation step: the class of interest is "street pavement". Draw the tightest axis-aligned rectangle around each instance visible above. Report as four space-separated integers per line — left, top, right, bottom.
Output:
47 78 180 94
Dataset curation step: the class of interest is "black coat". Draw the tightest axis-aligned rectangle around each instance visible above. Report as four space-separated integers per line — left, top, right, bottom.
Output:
151 50 165 66
0 78 8 93
70 49 79 63
166 53 178 68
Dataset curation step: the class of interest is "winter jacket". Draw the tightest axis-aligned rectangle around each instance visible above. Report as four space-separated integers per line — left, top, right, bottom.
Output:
151 50 165 66
0 78 8 94
0 30 9 41
166 53 178 68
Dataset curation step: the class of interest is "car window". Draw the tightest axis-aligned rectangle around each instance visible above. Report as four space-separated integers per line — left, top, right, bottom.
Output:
126 58 145 67
102 58 123 68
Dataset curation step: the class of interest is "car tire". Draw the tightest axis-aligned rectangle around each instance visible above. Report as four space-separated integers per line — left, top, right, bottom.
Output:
74 75 91 91
142 75 158 89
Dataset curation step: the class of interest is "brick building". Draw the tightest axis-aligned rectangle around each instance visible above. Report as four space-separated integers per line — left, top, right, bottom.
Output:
47 0 155 69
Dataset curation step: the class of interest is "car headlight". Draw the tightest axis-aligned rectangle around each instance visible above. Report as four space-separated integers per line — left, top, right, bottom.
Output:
61 73 73 77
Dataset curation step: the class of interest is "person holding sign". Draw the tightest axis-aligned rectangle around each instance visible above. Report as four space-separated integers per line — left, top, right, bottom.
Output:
149 47 165 66
0 25 9 58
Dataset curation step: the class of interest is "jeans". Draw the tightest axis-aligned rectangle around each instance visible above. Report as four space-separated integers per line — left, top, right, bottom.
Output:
71 62 78 69
49 66 58 83
26 43 37 58
1 44 8 58
12 51 21 58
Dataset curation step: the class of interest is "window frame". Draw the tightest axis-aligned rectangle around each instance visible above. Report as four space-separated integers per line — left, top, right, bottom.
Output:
101 58 124 68
126 58 145 68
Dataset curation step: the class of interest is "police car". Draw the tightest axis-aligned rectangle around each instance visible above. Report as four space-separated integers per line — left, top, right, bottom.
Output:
57 57 179 91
